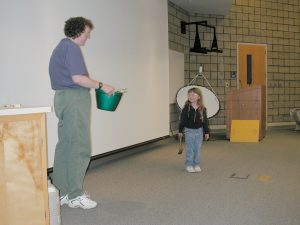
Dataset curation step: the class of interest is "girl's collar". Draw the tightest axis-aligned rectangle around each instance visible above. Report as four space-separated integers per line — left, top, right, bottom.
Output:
189 103 199 110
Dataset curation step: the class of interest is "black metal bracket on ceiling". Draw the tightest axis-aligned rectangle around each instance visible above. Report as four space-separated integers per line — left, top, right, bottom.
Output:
181 21 223 54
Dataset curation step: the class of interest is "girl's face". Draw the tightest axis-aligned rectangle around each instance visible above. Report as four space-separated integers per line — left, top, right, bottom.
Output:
188 91 200 103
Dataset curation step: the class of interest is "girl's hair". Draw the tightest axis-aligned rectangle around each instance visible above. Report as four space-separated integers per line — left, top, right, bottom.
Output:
185 87 205 110
64 17 94 39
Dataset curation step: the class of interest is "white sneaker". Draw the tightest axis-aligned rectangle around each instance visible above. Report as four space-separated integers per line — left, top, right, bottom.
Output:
194 166 201 172
68 193 98 209
186 166 195 173
60 195 69 206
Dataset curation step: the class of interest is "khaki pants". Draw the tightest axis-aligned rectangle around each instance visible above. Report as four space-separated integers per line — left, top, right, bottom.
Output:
53 89 91 199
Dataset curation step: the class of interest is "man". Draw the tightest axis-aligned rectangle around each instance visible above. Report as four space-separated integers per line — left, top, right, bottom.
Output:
49 17 114 209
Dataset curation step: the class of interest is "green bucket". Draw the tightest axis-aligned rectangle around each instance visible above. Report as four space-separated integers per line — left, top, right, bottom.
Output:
95 89 123 111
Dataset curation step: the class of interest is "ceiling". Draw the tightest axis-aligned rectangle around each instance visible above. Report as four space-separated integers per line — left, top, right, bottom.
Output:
170 0 233 15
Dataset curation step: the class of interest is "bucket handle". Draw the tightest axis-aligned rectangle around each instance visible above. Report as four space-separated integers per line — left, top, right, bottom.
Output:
115 88 128 93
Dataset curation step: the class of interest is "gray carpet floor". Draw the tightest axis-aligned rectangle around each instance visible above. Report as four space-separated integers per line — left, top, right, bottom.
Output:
59 128 300 225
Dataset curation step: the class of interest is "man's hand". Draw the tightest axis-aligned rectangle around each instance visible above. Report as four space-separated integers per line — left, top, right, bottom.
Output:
101 83 115 95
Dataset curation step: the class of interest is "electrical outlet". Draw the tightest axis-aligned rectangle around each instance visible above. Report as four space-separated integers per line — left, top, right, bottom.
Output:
230 71 236 79
225 81 230 87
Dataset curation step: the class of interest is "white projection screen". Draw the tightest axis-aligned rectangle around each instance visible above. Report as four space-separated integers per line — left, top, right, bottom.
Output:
0 0 169 167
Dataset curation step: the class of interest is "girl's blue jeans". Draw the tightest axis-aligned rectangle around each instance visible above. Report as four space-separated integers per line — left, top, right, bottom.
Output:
184 128 203 167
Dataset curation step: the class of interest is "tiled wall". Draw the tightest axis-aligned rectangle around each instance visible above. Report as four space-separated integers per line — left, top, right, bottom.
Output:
168 0 300 131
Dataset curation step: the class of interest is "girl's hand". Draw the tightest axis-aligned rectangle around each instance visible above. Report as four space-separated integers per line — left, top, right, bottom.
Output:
204 133 209 141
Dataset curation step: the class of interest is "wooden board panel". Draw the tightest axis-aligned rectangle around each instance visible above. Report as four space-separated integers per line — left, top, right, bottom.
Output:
226 85 266 140
230 120 260 143
0 114 49 225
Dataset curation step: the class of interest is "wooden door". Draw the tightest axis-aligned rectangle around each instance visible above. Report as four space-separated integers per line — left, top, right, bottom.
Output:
237 44 267 88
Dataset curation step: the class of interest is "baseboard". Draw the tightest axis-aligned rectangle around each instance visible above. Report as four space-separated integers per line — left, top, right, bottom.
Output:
170 125 226 135
169 122 296 136
210 125 226 130
267 122 295 127
48 135 170 174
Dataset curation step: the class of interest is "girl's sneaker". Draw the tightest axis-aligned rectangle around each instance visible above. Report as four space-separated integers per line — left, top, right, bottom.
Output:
186 166 195 173
194 166 201 172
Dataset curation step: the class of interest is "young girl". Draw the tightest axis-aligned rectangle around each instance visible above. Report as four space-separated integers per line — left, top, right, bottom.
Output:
178 87 209 173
